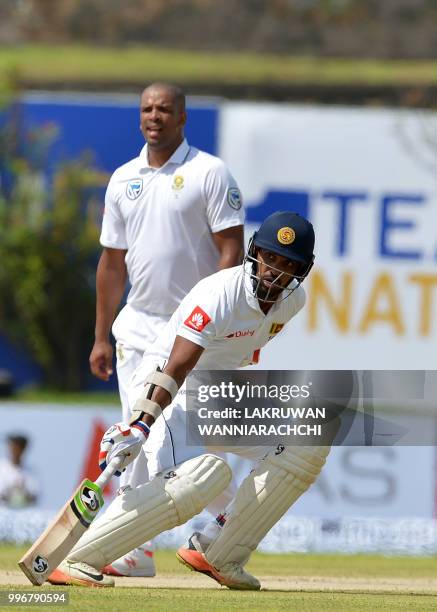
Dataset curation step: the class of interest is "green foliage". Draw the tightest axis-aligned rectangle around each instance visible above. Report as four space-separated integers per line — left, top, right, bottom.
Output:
0 114 108 389
3 45 437 88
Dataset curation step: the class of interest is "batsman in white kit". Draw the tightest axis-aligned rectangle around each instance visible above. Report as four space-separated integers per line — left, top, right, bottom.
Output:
89 82 244 577
48 211 330 590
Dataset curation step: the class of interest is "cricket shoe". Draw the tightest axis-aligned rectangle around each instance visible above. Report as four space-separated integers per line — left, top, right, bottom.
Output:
176 532 260 590
47 560 114 588
102 543 156 577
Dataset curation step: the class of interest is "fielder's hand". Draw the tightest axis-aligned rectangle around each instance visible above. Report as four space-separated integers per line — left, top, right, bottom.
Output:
99 421 150 476
89 340 113 381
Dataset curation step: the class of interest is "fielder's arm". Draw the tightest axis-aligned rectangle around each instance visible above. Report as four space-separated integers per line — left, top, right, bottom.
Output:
90 247 127 380
131 336 204 428
213 225 244 269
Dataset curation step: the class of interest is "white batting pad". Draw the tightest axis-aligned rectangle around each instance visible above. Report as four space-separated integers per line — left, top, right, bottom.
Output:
68 454 231 569
206 445 330 568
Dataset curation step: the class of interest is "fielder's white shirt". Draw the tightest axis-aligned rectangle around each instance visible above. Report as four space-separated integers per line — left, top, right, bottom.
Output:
100 139 244 316
0 459 39 508
145 263 306 371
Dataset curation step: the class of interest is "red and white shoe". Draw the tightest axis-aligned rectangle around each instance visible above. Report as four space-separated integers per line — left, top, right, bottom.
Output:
176 533 260 590
102 543 156 577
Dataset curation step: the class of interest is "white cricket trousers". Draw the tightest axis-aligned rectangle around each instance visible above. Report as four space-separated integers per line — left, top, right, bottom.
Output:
113 306 171 489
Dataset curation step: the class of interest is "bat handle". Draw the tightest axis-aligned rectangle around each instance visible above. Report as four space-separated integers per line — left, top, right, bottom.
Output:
94 455 125 489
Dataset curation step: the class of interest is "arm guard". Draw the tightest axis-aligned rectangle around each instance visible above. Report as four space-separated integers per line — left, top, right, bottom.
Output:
129 368 179 425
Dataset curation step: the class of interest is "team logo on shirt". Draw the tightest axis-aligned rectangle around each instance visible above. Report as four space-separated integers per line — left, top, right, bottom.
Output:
268 322 285 341
269 323 284 335
277 227 295 245
227 188 242 210
184 306 212 332
172 175 185 191
126 179 143 200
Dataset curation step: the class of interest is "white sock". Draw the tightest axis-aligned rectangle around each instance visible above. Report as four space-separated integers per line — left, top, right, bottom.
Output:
199 518 222 543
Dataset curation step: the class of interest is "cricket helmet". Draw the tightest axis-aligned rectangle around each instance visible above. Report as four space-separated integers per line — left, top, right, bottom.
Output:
245 211 315 302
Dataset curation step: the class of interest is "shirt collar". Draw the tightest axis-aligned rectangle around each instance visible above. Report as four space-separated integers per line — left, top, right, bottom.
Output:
139 139 190 169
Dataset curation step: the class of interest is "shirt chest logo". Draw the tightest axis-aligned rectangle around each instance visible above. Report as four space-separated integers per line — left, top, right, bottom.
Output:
172 175 185 191
268 322 285 340
269 323 284 335
226 329 256 338
126 179 143 200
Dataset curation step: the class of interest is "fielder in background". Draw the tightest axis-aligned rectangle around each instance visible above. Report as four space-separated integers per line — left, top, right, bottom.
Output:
89 82 244 577
0 434 39 509
50 211 332 590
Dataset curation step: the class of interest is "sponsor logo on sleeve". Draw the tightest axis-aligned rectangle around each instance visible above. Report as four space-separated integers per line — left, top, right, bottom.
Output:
184 306 212 332
126 179 143 200
227 187 242 210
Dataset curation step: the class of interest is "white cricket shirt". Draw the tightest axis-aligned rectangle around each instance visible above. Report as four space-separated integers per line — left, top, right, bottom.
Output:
0 459 39 508
100 139 244 315
145 263 306 370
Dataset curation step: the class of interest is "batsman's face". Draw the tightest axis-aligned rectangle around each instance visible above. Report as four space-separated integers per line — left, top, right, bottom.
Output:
256 248 300 300
140 87 186 151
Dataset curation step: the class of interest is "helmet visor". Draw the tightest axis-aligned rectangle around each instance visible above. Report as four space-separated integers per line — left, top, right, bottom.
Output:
244 245 312 303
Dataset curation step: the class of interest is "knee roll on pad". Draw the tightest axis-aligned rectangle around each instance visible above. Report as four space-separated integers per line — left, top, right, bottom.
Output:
68 454 232 569
206 445 330 569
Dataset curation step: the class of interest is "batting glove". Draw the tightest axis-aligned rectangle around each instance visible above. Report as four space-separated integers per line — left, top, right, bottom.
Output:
99 421 150 476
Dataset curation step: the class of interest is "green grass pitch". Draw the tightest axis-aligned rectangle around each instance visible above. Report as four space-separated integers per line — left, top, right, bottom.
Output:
1 545 437 611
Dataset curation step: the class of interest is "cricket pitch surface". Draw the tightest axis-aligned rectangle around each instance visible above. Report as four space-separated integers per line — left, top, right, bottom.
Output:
3 569 437 594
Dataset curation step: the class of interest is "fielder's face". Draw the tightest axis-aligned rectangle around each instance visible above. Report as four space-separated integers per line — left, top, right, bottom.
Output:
140 86 186 151
255 248 300 301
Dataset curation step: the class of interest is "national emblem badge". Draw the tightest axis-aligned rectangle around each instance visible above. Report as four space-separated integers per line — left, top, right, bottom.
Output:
172 175 184 190
277 226 295 245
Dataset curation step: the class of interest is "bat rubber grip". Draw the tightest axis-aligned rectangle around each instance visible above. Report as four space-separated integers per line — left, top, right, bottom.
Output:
95 455 124 489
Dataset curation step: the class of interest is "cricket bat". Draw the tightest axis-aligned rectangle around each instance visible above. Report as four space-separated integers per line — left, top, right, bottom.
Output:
18 455 123 586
